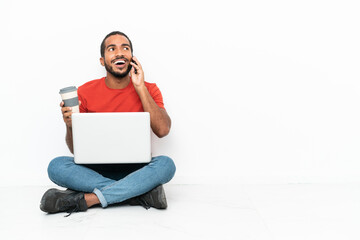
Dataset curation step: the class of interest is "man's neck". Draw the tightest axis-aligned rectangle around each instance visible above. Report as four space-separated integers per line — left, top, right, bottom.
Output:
105 74 131 89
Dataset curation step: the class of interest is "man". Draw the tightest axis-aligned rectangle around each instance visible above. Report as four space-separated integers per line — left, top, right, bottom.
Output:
40 31 176 216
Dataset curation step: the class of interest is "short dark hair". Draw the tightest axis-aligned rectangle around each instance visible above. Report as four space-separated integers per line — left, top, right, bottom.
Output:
100 31 133 57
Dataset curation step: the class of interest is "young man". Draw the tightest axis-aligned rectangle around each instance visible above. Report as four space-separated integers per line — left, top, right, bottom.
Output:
40 31 176 216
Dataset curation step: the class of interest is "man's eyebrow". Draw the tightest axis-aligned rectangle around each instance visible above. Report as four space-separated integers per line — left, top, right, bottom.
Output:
106 44 116 49
106 43 130 49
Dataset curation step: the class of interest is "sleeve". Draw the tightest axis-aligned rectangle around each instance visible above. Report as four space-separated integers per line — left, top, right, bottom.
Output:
148 83 165 109
77 88 88 113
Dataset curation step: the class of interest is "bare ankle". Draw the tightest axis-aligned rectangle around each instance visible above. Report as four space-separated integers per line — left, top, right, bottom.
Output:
84 193 100 208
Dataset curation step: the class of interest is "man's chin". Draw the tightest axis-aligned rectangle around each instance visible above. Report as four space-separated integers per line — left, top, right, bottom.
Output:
106 69 129 79
106 65 131 79
112 71 129 78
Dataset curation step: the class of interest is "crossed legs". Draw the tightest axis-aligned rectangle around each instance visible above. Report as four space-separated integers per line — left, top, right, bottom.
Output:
47 155 176 208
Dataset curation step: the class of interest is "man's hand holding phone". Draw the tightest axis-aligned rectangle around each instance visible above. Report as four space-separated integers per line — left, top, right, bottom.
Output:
130 56 145 89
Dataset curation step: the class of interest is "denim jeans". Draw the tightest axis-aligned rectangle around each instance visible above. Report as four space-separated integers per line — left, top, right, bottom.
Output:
47 155 176 208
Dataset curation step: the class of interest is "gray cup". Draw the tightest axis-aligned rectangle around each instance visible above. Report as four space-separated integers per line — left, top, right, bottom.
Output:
59 86 79 113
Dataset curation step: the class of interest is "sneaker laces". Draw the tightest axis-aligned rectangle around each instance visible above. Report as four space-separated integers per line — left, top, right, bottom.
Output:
64 205 80 217
59 200 81 217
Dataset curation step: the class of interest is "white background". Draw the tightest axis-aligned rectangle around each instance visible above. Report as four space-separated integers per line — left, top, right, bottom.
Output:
1 0 359 186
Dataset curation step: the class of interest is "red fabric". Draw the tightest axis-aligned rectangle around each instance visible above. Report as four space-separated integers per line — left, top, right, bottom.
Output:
78 77 165 113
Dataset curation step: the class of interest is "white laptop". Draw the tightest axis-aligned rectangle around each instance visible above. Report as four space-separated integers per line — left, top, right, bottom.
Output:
72 112 151 164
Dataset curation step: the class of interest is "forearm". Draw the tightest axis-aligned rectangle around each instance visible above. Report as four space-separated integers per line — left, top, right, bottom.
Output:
136 86 171 138
66 126 74 154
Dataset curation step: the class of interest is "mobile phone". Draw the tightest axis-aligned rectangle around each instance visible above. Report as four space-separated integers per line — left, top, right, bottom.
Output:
131 59 137 74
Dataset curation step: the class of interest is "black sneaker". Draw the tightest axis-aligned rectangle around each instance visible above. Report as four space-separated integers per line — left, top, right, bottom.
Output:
127 185 168 210
40 188 88 217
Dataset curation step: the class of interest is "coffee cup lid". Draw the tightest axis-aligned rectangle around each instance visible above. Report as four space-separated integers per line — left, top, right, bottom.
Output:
59 86 77 94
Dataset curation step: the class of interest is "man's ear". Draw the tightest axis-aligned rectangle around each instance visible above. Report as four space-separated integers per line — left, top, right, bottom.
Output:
100 57 105 66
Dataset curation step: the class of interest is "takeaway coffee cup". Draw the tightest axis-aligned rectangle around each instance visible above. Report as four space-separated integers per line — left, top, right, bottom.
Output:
59 86 79 113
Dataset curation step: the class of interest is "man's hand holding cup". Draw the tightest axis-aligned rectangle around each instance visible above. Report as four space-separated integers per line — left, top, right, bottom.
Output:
59 86 80 128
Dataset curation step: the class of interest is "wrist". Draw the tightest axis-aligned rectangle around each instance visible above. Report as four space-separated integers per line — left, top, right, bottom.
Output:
134 83 147 94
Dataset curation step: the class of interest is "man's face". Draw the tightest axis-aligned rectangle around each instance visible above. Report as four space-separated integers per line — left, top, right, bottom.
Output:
101 35 133 78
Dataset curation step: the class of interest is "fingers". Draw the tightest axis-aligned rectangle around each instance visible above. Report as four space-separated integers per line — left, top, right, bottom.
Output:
60 101 73 127
63 109 72 118
132 56 141 67
130 64 136 77
130 56 142 72
130 62 140 74
61 105 72 115
60 101 71 115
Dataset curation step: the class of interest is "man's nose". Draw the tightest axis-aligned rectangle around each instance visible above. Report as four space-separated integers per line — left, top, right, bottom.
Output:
114 47 125 56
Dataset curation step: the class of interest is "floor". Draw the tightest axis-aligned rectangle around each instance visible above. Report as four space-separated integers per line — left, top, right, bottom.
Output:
1 184 359 240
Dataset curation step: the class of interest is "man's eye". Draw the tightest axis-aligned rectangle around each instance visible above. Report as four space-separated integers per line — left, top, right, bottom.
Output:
124 47 129 50
109 48 114 51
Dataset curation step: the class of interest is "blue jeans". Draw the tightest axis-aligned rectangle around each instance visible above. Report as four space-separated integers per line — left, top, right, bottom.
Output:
47 155 176 208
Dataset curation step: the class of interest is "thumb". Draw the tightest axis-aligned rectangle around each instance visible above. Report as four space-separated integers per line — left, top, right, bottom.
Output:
130 66 135 77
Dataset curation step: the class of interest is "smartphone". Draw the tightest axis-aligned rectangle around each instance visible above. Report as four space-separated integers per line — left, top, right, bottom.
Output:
131 59 137 74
